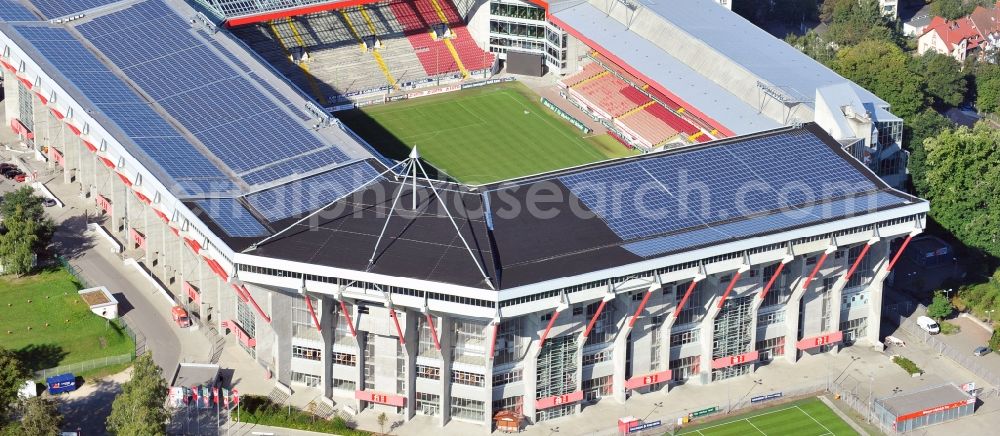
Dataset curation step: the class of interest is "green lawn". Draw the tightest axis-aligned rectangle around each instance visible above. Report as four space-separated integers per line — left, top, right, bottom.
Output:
338 82 637 184
0 268 133 373
677 398 857 436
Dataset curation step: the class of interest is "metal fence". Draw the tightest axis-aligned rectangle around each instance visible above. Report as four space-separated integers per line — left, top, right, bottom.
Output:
885 304 1000 387
830 376 896 435
33 353 133 380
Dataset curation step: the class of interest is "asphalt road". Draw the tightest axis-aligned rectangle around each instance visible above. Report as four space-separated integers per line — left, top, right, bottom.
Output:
52 205 182 374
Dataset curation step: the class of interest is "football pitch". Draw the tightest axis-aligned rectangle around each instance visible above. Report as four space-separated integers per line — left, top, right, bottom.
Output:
337 82 637 184
676 398 858 436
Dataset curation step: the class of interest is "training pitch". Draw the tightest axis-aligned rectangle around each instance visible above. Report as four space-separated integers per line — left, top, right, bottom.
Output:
676 398 858 436
337 82 636 184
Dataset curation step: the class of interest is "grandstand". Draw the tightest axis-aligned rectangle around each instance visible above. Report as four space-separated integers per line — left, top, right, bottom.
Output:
559 59 709 149
231 0 493 103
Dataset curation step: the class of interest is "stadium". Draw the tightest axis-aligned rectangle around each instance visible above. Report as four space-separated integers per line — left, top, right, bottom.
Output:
0 0 926 431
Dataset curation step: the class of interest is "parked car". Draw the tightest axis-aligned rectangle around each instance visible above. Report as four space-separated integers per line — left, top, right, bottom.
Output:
41 198 57 207
171 306 191 328
14 174 27 183
1 168 21 178
0 163 15 171
917 316 940 334
974 346 992 356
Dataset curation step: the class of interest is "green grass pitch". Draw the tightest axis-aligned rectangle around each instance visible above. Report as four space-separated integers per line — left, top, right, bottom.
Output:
337 82 637 184
0 268 133 373
676 398 858 436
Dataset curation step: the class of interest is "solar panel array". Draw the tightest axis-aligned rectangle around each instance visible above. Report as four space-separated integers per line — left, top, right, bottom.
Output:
559 130 880 241
195 198 269 237
246 161 381 222
28 0 123 19
0 0 38 21
623 191 908 257
76 0 351 185
11 25 237 195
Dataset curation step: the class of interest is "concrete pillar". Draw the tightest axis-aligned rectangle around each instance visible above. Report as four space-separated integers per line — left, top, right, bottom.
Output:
697 278 721 385
3 70 19 128
521 330 539 423
402 307 417 422
866 240 892 347
439 316 454 425
482 321 495 428
610 295 630 402
782 257 810 363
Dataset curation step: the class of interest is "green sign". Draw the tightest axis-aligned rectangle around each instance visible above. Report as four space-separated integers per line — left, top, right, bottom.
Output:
690 406 718 418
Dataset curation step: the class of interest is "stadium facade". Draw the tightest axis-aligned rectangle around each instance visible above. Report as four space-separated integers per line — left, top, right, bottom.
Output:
0 0 927 431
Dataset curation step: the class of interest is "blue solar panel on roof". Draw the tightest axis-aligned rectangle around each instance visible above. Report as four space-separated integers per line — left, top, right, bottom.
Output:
0 0 38 21
196 198 269 237
75 0 355 185
11 24 236 195
623 191 907 257
241 149 346 186
28 0 122 19
246 161 381 222
560 131 879 241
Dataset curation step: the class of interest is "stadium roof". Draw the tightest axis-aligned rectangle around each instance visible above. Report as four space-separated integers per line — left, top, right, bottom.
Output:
242 123 926 290
549 0 890 135
2 0 382 200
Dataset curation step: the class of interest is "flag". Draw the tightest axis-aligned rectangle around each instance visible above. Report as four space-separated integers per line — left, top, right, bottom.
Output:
232 388 240 406
213 386 219 405
191 386 199 404
202 386 209 408
222 388 230 408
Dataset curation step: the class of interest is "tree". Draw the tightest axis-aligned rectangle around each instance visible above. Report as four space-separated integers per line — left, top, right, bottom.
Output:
974 64 1000 113
990 328 1000 352
0 205 39 276
923 123 1000 258
107 353 168 436
377 411 388 435
826 0 898 47
0 187 54 252
785 31 837 66
906 110 955 195
19 397 62 436
927 291 954 321
932 0 974 20
0 347 28 422
913 52 968 107
832 40 927 118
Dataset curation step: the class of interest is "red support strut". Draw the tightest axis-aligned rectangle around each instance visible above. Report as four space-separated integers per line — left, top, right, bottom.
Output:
538 309 562 348
238 285 271 323
425 313 441 351
843 243 873 283
389 309 405 345
338 300 357 337
673 280 700 319
582 299 608 338
801 251 831 291
716 271 743 309
758 261 787 301
304 295 321 332
886 234 914 272
488 322 500 358
628 291 654 328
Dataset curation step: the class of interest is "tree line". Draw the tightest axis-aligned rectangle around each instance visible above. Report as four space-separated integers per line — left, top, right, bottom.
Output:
0 348 167 435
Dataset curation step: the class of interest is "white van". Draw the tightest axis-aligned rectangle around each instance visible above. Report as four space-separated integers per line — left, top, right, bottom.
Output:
917 316 940 334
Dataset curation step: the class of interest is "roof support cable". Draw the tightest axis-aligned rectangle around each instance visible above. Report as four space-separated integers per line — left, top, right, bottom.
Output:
366 159 414 272
244 159 407 253
413 157 496 290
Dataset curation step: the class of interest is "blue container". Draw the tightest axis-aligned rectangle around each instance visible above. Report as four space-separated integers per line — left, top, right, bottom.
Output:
46 373 77 394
